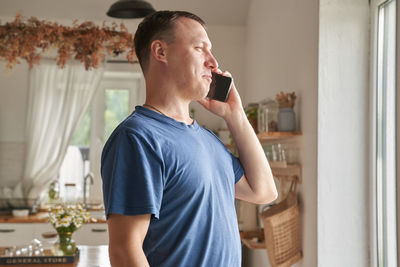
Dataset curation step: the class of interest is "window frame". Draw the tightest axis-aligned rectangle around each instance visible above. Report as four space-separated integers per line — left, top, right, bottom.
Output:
88 65 145 204
396 0 400 264
370 0 399 266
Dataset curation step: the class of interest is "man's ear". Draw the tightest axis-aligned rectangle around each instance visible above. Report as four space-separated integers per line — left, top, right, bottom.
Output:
150 40 168 64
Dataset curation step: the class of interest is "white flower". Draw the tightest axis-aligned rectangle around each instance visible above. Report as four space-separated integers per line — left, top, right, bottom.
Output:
48 203 91 232
60 219 70 227
55 221 62 228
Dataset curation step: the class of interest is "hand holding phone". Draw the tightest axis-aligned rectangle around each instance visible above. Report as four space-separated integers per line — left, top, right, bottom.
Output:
206 72 233 102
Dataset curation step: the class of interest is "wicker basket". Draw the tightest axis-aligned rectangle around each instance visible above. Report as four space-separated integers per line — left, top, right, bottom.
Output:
260 181 302 267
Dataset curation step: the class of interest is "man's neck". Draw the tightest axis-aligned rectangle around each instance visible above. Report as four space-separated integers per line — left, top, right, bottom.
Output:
144 69 195 125
144 92 194 125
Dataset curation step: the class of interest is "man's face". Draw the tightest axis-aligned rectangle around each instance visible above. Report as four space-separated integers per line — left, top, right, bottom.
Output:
165 18 218 101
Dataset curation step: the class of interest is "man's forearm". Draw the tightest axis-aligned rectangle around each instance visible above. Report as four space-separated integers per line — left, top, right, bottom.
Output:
225 108 277 203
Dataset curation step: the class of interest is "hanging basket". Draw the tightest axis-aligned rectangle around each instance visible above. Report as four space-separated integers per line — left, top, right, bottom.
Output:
260 180 302 267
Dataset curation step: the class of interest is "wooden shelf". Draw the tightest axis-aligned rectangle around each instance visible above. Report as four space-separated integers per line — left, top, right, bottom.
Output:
241 238 265 249
257 131 302 142
225 132 302 183
271 164 302 183
240 229 265 249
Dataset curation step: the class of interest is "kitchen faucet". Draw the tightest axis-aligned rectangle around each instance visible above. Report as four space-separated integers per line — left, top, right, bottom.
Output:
83 172 94 208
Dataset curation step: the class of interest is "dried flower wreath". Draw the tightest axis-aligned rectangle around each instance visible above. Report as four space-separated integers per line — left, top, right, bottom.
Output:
0 13 136 70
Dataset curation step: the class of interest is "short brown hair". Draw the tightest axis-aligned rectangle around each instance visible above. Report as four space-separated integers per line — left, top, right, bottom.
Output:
134 10 205 74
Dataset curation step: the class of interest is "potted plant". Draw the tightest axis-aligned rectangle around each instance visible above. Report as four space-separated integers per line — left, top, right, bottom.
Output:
245 103 259 133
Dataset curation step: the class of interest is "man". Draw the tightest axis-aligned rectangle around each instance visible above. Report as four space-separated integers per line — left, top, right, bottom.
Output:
101 10 277 267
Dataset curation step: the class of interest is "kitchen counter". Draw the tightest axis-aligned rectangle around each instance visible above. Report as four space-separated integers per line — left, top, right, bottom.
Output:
0 212 50 223
0 212 106 224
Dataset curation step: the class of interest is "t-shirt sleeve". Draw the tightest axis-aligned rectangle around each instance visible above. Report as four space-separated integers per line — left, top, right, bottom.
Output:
101 129 164 220
230 153 244 184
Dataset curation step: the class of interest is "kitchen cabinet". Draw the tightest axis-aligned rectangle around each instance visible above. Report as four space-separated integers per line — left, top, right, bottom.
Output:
0 224 35 246
34 223 108 246
73 224 108 245
0 223 108 247
0 209 108 247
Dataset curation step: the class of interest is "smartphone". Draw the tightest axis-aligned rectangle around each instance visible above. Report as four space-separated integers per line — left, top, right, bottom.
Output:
207 72 233 102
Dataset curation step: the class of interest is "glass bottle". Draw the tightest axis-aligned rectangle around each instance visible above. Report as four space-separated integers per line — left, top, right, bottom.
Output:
266 100 279 132
257 100 268 133
258 99 278 133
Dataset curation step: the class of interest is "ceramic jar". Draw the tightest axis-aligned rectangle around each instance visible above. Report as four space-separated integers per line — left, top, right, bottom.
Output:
277 107 296 132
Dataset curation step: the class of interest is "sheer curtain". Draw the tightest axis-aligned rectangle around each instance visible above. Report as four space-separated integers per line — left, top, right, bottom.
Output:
22 60 104 198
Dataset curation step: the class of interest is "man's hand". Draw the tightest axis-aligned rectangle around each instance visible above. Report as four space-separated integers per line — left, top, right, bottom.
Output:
197 69 243 121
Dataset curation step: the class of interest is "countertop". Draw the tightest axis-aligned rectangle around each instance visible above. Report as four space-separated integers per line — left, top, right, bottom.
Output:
0 210 106 224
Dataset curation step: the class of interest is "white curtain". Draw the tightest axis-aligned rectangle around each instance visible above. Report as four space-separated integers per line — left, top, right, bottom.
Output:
22 60 104 198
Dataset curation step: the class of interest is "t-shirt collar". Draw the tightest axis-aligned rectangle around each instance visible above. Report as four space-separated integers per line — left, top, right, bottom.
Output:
135 105 199 130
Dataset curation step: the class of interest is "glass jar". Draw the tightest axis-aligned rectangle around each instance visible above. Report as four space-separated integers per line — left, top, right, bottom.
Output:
284 144 299 164
257 99 278 133
48 181 60 203
64 183 77 203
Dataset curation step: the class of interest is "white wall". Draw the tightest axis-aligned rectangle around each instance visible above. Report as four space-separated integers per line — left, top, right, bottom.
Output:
318 0 370 266
0 62 29 142
243 0 319 266
0 62 29 188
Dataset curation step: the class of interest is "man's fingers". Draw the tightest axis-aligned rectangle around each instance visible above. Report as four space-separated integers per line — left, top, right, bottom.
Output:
222 71 232 78
213 68 223 74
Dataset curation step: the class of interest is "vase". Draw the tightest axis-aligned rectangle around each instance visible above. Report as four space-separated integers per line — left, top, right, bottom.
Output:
54 232 76 256
278 107 296 132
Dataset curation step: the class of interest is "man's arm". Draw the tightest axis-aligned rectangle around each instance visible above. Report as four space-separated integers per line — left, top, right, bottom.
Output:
107 213 151 267
226 108 277 204
198 70 278 204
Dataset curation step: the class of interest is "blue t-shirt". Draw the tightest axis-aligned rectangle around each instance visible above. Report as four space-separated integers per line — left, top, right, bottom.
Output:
101 106 245 267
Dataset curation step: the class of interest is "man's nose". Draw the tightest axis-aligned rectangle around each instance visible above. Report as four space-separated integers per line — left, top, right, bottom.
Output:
205 52 218 70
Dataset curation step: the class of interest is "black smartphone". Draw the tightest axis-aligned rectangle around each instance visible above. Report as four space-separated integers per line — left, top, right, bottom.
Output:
207 72 233 102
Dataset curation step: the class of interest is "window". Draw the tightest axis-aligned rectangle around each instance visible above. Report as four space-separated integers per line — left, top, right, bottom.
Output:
59 64 145 203
372 0 398 266
104 89 130 141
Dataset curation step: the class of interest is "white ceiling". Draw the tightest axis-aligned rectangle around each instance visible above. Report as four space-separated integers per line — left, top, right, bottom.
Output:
0 0 249 26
